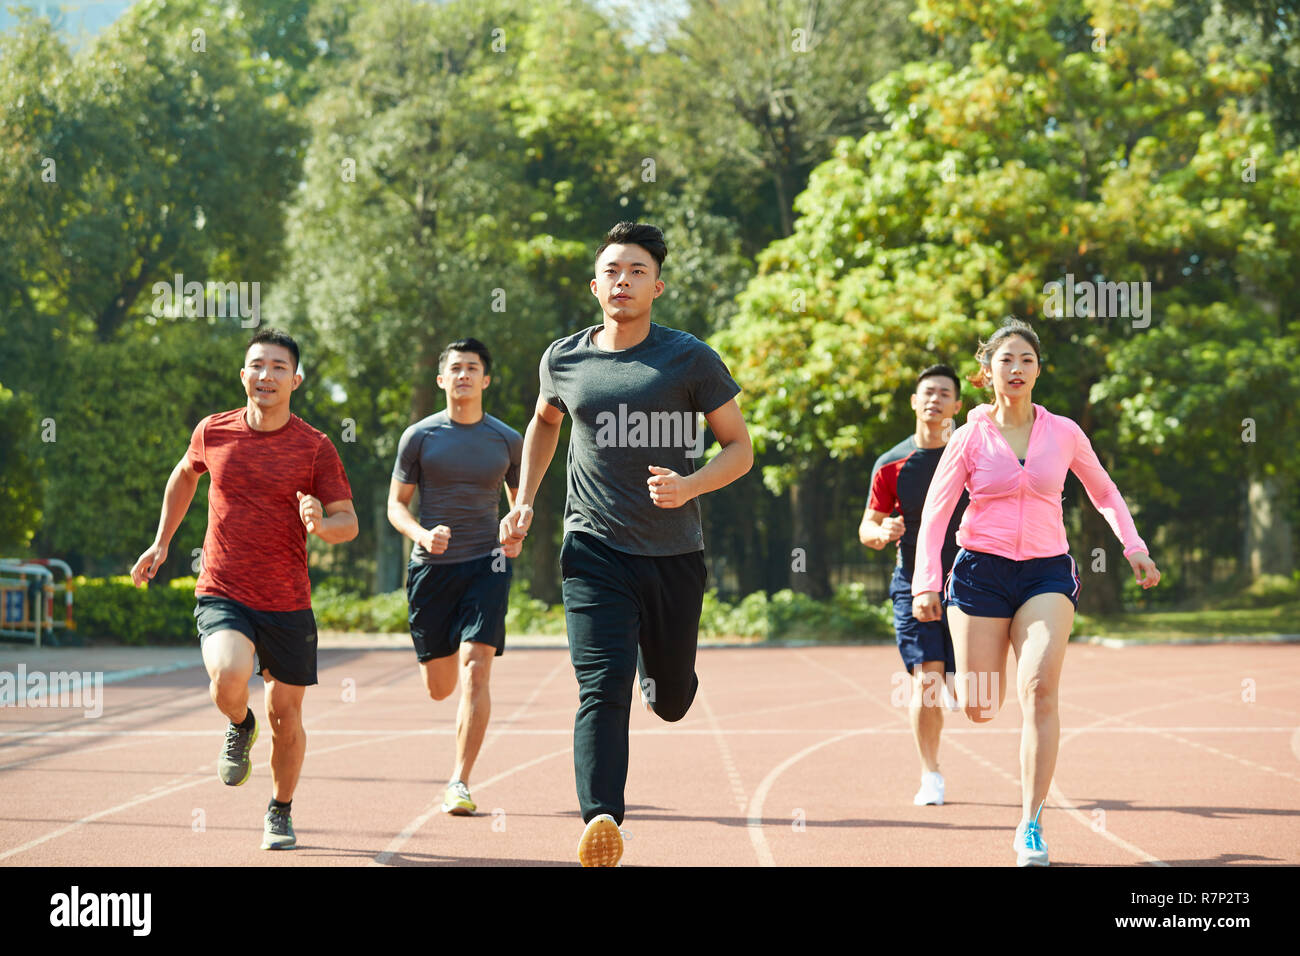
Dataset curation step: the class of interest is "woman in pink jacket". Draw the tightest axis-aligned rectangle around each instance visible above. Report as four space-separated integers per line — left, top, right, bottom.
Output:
911 318 1161 866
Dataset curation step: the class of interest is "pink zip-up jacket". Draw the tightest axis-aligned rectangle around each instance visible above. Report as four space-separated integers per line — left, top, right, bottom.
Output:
912 403 1148 597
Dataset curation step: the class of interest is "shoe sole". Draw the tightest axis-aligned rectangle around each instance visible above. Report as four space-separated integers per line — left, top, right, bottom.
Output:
913 795 944 806
442 803 475 816
260 836 296 850
219 722 258 787
577 816 623 867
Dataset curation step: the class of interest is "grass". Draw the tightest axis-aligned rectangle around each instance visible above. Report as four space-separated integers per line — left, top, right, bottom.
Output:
1074 600 1300 641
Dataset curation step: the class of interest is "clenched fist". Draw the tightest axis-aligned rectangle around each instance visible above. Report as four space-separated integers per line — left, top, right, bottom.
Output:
499 503 533 551
647 465 696 509
297 491 323 535
421 524 452 555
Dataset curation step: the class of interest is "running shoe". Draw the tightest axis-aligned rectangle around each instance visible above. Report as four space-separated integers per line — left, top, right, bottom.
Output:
442 780 476 816
218 715 258 786
261 805 296 850
577 813 628 867
1013 817 1049 867
913 771 945 806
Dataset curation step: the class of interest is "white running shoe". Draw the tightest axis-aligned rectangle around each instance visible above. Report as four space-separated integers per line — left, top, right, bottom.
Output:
913 771 945 806
1013 819 1050 867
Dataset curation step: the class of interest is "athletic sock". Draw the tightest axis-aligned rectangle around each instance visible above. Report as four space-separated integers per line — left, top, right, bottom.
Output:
269 798 291 813
237 709 255 731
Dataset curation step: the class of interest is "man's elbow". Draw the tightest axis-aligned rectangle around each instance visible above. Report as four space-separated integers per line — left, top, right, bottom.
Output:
337 515 360 544
385 502 405 532
729 434 754 476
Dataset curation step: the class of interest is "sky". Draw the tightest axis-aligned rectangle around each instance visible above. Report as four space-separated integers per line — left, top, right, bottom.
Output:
0 0 688 48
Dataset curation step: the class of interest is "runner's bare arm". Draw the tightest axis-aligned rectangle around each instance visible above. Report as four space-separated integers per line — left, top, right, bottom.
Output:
500 397 563 545
130 455 202 586
859 506 905 550
386 479 448 553
647 398 752 509
500 486 522 556
388 479 426 542
299 495 358 544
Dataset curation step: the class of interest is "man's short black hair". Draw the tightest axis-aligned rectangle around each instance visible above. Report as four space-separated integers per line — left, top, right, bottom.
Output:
916 364 960 397
595 221 667 276
246 328 300 370
439 337 492 375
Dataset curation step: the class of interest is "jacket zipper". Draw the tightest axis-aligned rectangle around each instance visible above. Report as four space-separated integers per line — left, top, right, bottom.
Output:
990 408 1034 560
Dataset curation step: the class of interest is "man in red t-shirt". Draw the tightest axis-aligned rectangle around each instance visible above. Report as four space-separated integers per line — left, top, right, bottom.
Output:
130 329 357 850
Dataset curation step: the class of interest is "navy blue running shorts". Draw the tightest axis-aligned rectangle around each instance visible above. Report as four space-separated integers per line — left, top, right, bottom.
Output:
943 548 1080 618
891 564 955 674
406 552 513 662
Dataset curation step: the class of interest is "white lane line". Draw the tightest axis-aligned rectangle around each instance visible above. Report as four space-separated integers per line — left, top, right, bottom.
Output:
369 657 569 866
793 650 1170 866
1 726 1295 739
0 660 202 707
744 725 892 867
0 729 421 862
0 735 158 772
697 690 748 816
368 747 572 867
702 692 871 724
1059 678 1300 785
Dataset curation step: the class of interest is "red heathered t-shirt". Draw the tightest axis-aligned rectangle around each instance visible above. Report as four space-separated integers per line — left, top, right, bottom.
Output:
187 408 352 611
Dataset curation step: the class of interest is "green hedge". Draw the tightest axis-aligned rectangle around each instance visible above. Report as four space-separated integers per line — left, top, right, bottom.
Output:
701 583 894 642
312 578 569 635
73 575 199 645
69 575 895 644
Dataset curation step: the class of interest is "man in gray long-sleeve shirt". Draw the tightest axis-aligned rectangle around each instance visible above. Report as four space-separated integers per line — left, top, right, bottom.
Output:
388 337 522 817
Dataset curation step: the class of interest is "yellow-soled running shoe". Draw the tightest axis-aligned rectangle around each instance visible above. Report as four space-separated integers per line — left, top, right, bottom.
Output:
442 780 476 816
577 814 628 867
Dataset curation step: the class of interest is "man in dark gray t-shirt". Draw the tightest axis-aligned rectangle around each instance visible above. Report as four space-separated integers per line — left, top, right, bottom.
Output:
388 338 522 818
500 222 753 866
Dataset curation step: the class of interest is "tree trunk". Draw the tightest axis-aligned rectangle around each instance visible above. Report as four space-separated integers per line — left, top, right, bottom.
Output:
527 499 561 605
1075 488 1124 615
523 439 565 607
373 479 404 594
736 469 767 597
409 339 440 424
1244 472 1294 579
789 460 832 598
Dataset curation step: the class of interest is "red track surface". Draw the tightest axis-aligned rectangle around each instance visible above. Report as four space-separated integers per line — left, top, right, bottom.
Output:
1 644 1297 866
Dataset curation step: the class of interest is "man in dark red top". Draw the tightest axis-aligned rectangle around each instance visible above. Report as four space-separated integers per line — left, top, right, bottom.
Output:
130 329 357 850
859 364 968 808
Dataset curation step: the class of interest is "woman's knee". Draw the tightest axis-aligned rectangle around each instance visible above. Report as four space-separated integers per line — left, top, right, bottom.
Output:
1019 675 1058 717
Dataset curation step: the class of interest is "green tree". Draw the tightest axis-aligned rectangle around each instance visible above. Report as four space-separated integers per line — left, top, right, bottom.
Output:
0 384 44 553
716 0 1300 609
0 1 311 573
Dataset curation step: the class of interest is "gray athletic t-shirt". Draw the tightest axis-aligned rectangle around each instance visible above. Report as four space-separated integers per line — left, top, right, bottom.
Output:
392 410 523 565
539 323 741 556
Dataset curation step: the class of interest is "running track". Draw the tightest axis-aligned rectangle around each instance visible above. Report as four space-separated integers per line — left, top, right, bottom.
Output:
1 644 1297 866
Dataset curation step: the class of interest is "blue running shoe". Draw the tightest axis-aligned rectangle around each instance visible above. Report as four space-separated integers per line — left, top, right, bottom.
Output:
1013 804 1049 867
